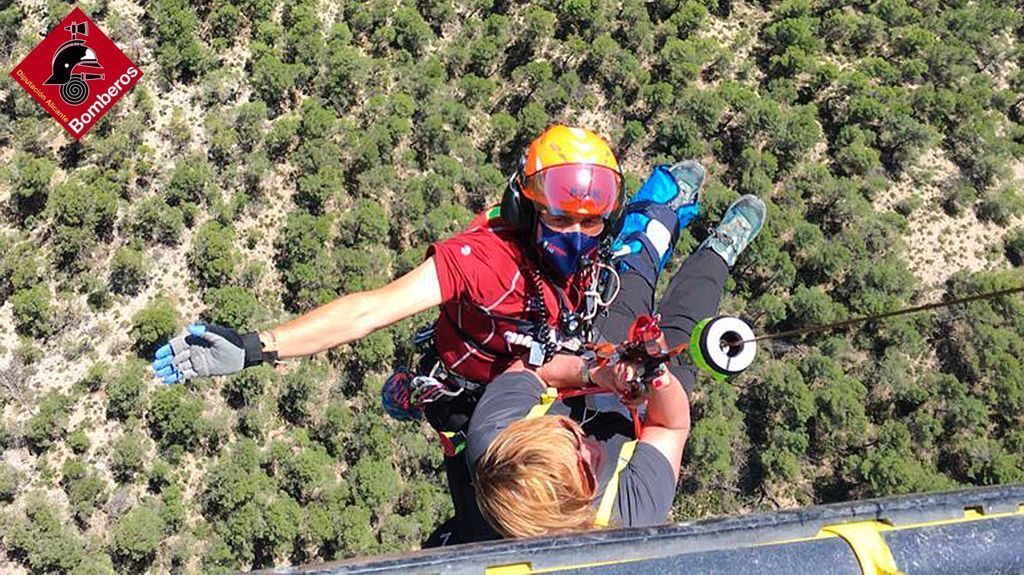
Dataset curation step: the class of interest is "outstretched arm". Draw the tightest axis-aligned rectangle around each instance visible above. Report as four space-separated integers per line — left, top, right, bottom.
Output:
154 258 443 383
262 257 443 358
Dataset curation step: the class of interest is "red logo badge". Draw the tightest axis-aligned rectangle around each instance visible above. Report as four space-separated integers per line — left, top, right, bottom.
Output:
9 7 142 139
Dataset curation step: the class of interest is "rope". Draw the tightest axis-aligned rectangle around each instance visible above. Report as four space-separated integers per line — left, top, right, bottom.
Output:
738 284 1024 345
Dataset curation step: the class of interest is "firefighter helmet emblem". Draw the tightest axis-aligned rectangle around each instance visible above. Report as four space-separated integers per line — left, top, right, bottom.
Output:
43 21 104 106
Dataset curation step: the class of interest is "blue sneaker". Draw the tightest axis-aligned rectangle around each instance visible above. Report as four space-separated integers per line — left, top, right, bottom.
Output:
612 161 706 287
700 195 766 267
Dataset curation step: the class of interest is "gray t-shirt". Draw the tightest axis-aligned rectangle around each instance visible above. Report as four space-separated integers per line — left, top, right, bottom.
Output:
466 370 677 528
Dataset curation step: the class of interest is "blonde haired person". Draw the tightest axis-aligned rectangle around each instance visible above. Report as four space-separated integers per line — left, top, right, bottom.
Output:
465 195 766 538
470 360 690 537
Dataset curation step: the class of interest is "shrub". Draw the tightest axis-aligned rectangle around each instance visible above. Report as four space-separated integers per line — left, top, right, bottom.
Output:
23 391 70 452
424 204 472 243
130 298 179 356
47 177 118 233
112 505 166 570
266 116 299 158
107 360 148 421
977 186 1024 226
149 0 207 81
11 285 54 338
236 406 269 439
202 286 261 331
109 246 148 295
278 361 324 425
128 196 184 245
5 153 54 224
252 51 298 112
0 462 21 502
147 460 174 493
111 432 148 483
5 496 86 573
149 385 203 453
1005 229 1024 267
0 238 43 303
77 362 110 393
165 154 213 206
67 429 90 454
161 484 186 532
47 177 118 269
62 458 109 524
343 198 390 247
222 365 276 409
189 221 239 287
234 101 267 151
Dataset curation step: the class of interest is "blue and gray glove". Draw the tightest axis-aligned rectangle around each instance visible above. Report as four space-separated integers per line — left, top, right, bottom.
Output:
151 323 276 384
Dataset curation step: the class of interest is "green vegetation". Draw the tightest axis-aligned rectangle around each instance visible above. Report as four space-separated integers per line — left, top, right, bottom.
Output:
130 298 180 357
2 1 1023 572
111 432 149 483
107 360 149 422
112 504 166 571
109 245 148 296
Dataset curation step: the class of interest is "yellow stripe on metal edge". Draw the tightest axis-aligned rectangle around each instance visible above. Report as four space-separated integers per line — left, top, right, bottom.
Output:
487 564 533 575
595 440 638 527
820 521 902 575
487 558 639 575
759 502 1024 547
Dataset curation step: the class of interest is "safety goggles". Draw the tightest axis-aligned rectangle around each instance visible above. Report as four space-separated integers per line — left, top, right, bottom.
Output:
522 163 623 218
560 419 597 496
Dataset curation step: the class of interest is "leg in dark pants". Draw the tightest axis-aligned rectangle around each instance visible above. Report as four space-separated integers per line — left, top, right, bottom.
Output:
595 247 729 395
658 248 729 395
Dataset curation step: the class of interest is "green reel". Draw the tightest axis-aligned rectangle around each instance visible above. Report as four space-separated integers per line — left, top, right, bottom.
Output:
689 316 757 382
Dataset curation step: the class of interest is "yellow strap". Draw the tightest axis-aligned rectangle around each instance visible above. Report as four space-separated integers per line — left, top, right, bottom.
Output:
525 387 559 420
820 521 903 575
595 440 638 527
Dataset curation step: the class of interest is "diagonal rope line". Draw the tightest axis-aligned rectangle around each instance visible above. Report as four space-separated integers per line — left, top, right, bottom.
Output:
737 285 1024 345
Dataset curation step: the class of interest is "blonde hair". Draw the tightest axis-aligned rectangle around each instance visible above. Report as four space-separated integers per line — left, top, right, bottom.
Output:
475 415 597 538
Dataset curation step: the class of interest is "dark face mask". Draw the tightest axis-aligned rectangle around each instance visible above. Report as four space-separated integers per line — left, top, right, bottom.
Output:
536 221 601 281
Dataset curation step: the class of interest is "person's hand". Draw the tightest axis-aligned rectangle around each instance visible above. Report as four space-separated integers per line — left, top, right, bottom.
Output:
591 360 671 406
151 323 264 384
589 361 639 394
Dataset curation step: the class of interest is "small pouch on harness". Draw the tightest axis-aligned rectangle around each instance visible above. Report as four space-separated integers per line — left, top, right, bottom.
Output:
381 324 485 433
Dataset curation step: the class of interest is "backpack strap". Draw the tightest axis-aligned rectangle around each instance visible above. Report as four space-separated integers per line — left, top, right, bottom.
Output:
595 440 638 527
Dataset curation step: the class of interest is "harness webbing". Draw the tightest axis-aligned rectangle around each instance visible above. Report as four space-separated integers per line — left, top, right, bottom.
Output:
595 440 637 527
525 387 559 419
524 386 639 529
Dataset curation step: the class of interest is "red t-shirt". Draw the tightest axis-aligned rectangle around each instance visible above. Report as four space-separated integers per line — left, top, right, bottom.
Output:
427 209 587 383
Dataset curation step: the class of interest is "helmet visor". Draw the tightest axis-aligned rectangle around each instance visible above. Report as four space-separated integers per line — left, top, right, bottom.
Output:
522 164 623 218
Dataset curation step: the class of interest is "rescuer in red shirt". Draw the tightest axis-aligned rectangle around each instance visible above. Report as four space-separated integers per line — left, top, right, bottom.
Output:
153 125 700 404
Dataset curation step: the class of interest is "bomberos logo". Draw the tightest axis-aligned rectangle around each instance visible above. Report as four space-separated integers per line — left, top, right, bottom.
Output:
9 7 142 139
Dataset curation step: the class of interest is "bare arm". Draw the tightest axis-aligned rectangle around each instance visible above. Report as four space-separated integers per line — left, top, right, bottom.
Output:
500 353 590 389
260 257 443 358
535 353 589 388
638 372 690 480
590 363 690 480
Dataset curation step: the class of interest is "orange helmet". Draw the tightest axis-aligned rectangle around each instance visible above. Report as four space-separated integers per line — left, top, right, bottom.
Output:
502 125 625 233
